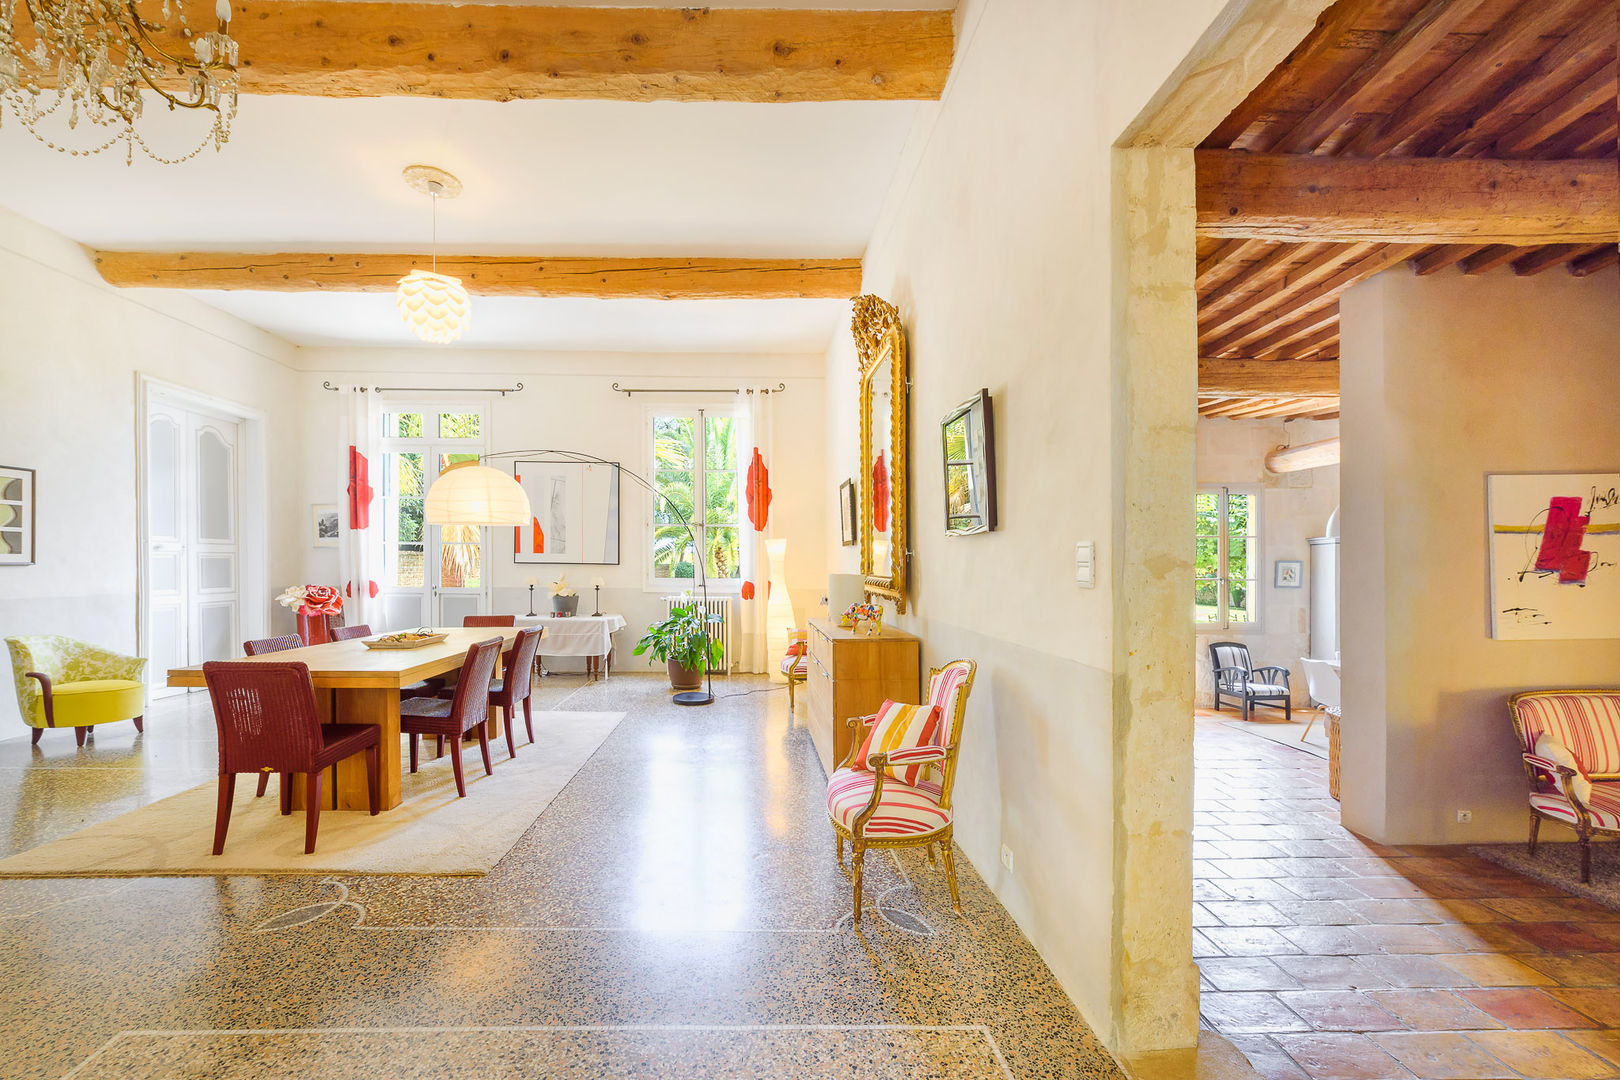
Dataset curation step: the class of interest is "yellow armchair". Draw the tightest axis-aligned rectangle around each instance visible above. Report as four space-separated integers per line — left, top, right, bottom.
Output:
6 636 147 746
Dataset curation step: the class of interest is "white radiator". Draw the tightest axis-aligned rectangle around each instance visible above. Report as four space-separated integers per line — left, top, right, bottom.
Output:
661 594 732 673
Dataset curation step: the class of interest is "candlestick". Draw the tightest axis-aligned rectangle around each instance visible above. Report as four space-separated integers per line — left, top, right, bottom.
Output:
525 575 539 617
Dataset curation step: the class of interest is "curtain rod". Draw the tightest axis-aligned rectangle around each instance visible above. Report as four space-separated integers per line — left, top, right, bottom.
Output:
611 382 786 397
322 381 524 396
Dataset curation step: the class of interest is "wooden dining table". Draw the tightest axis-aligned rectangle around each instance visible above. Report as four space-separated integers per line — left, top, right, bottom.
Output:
167 627 534 812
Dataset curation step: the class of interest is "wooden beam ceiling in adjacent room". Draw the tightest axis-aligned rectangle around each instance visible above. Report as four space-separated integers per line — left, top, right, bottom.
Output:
1194 0 1618 422
92 253 865 300
16 2 955 102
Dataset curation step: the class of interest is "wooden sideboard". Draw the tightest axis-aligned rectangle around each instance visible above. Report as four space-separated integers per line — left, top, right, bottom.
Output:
803 618 921 775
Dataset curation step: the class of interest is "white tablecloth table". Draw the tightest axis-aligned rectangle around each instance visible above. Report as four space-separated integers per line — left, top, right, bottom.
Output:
514 614 628 678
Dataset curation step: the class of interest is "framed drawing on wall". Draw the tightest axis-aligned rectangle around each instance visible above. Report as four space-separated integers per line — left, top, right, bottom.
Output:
0 465 35 566
312 504 340 548
512 459 622 565
1488 472 1620 640
839 479 857 546
1274 560 1302 588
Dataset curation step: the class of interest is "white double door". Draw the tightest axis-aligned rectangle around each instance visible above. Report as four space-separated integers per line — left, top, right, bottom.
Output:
377 444 489 631
145 400 240 697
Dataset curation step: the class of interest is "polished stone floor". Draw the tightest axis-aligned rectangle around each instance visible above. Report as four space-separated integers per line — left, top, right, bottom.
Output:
0 674 1120 1079
1198 710 1620 1080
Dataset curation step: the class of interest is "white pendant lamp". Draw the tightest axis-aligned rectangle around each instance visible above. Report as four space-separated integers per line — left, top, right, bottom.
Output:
424 462 531 527
396 165 470 345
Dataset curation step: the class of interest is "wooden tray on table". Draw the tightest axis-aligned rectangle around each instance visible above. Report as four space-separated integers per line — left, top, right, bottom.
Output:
362 632 449 650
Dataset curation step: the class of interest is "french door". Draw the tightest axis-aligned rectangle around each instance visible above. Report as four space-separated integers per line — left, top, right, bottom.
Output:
376 407 490 630
145 399 240 696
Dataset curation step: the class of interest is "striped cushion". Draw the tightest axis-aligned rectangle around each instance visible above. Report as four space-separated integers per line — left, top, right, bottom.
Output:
1531 782 1620 832
1514 693 1620 774
781 653 808 676
855 700 942 786
827 767 952 838
921 663 973 788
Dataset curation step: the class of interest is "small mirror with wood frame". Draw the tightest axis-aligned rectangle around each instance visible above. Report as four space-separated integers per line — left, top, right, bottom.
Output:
853 294 909 613
942 388 996 536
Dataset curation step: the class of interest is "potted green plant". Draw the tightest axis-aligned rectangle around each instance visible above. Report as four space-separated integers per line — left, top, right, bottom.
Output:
633 605 722 691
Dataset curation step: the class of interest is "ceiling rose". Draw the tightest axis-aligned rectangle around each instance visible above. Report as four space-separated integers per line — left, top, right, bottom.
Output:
395 165 469 345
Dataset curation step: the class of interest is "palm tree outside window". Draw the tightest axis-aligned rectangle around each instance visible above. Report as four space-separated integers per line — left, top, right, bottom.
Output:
650 409 742 584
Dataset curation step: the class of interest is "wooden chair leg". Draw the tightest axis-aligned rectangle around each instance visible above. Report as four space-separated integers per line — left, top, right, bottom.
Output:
75 726 87 747
787 678 795 711
212 773 236 855
409 733 419 773
305 770 323 854
435 735 445 759
132 715 143 733
851 843 865 927
1528 811 1542 856
366 745 380 816
450 736 467 797
478 722 494 776
280 772 292 816
503 704 517 760
523 696 534 742
1300 711 1318 742
1285 697 1292 722
256 772 270 798
30 728 41 746
941 840 962 915
835 834 844 867
926 842 937 867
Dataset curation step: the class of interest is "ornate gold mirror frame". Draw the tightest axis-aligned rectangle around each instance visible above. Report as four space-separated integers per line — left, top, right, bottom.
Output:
853 294 909 613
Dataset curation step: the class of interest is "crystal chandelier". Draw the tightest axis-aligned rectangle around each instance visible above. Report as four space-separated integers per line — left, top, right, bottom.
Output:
0 0 240 163
396 165 470 345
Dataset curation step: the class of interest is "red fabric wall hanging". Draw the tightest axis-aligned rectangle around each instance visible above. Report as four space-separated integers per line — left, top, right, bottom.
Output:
346 446 373 529
872 452 890 532
745 447 772 531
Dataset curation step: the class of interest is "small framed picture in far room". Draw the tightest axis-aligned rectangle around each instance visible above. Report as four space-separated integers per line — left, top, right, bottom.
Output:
0 465 35 566
313 504 340 548
839 479 857 546
1274 559 1303 588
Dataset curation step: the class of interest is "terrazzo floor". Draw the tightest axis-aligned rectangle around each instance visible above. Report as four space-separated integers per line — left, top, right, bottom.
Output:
0 673 1122 1079
1198 710 1620 1079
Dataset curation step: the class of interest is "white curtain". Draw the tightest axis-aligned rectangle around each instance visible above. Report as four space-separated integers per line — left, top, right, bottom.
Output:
739 386 782 677
338 386 380 628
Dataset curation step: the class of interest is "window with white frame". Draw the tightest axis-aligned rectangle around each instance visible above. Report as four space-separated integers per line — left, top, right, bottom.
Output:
1196 487 1259 628
649 408 742 586
378 406 487 592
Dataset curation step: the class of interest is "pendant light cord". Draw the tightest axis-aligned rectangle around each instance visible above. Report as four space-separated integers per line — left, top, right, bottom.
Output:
431 190 439 274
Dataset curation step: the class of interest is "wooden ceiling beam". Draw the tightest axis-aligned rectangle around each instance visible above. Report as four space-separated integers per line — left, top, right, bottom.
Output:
91 252 864 299
1495 59 1619 157
16 2 953 102
1511 244 1599 276
1198 243 1366 346
1195 152 1619 245
1409 244 1487 275
1570 246 1620 277
1266 0 1489 155
1199 243 1319 319
1257 322 1339 360
1458 245 1525 275
1233 306 1341 360
1198 358 1339 399
1346 0 1591 156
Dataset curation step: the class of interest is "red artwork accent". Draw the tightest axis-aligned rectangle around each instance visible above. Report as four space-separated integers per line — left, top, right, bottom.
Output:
872 452 890 532
1536 496 1594 584
534 518 545 554
741 580 755 601
745 447 772 531
346 446 373 530
514 472 523 553
368 580 379 599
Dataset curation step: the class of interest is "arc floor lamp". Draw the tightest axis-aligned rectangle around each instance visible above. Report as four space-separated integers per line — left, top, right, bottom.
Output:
423 449 718 707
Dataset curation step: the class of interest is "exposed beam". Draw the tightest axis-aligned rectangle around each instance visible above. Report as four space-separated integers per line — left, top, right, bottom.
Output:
17 3 953 102
1571 246 1620 277
1409 245 1486 276
1198 358 1339 399
1459 245 1525 275
1195 152 1620 244
1265 437 1340 474
92 252 864 299
1511 244 1596 276
1203 245 1418 356
1494 60 1618 157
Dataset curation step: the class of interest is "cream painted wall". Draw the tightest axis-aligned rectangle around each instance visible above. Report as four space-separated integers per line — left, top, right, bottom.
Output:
0 205 305 729
293 349 827 672
1196 418 1339 708
821 0 1259 1054
1340 267 1620 846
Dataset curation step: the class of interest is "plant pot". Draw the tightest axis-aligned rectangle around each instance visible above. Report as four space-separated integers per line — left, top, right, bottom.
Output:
552 594 580 616
297 611 332 646
667 659 703 691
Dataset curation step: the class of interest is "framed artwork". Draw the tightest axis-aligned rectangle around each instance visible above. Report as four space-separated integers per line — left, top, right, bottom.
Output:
312 504 340 548
1488 472 1620 640
1274 560 1302 588
0 465 34 565
512 459 622 565
839 479 857 546
941 388 997 536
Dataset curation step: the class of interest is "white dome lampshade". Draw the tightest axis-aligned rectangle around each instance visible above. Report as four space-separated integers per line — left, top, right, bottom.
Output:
424 462 531 526
396 269 470 345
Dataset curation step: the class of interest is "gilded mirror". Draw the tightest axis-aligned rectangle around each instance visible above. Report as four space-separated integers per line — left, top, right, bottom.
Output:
853 295 909 612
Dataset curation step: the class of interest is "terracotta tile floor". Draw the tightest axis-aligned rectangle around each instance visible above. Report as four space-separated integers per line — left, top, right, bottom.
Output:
1197 711 1620 1079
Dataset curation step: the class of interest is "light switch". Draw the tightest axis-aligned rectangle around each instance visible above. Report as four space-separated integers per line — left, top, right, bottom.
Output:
1075 541 1096 587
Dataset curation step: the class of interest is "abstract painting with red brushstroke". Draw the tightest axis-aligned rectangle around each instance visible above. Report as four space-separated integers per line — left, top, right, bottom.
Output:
1488 473 1620 640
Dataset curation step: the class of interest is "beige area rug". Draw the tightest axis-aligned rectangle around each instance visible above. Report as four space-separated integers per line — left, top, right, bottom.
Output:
1220 714 1330 759
0 711 624 878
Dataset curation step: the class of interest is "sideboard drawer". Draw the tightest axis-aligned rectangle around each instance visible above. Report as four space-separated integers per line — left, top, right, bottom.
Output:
803 617 920 776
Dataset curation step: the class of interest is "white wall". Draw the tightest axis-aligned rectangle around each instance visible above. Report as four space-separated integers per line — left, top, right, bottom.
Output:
294 349 827 672
0 206 305 729
1196 418 1339 707
1340 266 1620 845
822 0 1244 1052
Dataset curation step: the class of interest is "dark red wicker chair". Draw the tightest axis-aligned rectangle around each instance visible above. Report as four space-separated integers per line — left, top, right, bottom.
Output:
330 624 371 642
201 660 380 854
243 634 303 657
464 615 516 627
441 626 542 759
401 637 502 797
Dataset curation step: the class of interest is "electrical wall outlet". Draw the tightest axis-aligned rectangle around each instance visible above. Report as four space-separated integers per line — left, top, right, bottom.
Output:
1456 810 1473 824
1000 844 1014 873
1074 541 1096 588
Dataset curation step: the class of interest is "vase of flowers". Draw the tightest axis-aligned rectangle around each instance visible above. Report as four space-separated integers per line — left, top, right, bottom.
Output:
277 584 344 645
550 574 579 616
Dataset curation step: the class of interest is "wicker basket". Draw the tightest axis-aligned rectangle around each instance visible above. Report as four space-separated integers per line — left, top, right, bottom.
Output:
1328 714 1342 801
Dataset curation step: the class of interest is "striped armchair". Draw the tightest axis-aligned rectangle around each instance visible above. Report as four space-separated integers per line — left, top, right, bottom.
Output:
781 628 809 711
826 659 977 927
1512 690 1620 883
